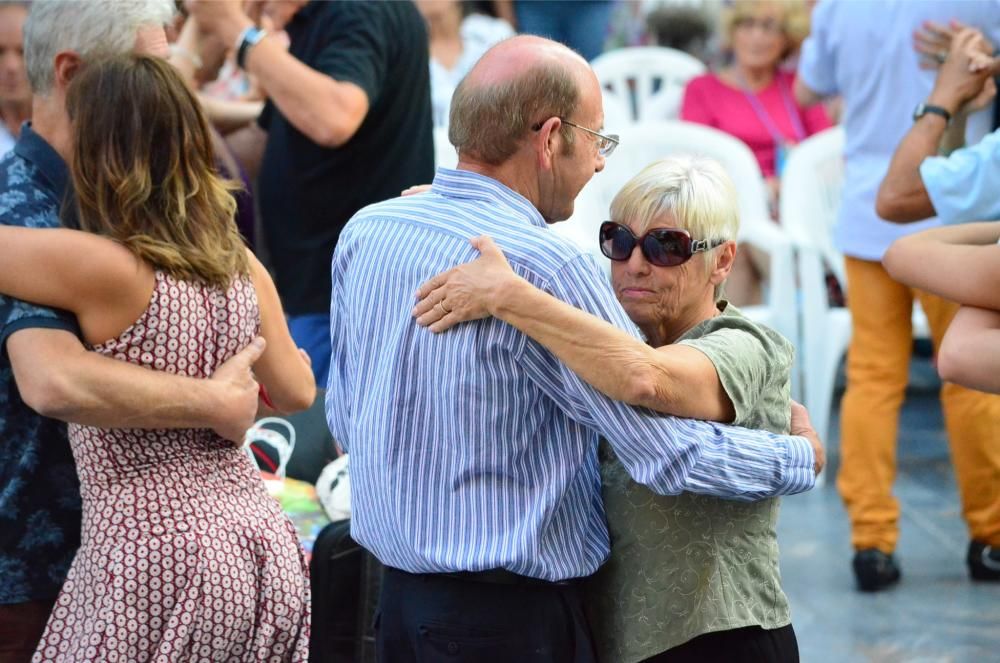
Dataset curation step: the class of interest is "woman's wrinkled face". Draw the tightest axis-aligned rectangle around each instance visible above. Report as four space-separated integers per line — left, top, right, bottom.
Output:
731 4 788 71
610 211 715 336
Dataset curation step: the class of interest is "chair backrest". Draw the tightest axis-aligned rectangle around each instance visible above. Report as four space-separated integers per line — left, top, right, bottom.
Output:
562 120 773 252
602 90 632 132
591 47 706 123
433 125 458 170
780 126 846 284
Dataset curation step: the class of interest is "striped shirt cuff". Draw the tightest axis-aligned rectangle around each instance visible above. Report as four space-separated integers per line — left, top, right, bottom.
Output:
779 435 817 495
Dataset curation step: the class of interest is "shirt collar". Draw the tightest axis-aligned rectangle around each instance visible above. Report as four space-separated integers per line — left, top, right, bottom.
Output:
430 167 547 229
13 123 70 202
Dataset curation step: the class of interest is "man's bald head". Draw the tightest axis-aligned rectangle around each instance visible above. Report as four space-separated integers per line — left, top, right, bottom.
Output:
448 35 592 166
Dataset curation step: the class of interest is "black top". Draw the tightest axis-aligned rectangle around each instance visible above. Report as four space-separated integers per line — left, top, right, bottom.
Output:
257 0 434 315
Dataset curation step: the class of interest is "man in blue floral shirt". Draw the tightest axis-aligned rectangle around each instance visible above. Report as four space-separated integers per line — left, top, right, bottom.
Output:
0 121 85 659
0 3 270 659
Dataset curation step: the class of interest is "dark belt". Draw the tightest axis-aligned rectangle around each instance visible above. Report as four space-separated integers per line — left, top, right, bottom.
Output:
440 568 574 588
385 565 574 588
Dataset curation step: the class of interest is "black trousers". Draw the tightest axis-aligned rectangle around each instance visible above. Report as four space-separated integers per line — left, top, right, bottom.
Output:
643 624 799 663
376 566 597 663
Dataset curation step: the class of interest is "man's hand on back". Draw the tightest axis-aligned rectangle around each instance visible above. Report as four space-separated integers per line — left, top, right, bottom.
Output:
208 336 266 444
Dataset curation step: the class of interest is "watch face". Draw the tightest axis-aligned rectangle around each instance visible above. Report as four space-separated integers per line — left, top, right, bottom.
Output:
913 103 949 124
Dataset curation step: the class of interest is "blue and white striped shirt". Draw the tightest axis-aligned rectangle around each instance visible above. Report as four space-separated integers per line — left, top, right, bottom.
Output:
327 168 816 581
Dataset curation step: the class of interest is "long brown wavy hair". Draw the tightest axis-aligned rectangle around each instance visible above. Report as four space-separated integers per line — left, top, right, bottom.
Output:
66 54 249 288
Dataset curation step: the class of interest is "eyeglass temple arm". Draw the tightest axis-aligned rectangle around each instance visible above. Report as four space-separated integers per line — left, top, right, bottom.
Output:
691 238 729 253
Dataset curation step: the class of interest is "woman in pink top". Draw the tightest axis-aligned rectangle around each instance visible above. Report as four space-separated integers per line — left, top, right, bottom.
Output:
681 0 831 303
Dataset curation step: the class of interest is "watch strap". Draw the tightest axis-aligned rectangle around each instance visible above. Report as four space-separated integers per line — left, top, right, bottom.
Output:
236 26 268 70
913 103 952 125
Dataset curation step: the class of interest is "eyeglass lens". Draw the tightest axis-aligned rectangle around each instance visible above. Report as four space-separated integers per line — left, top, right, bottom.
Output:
599 222 693 267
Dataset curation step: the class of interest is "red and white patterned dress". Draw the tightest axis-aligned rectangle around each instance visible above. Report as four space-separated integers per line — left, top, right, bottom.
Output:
33 271 310 662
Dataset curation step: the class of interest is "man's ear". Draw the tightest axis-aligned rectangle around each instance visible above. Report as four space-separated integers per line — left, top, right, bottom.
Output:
53 51 83 91
533 116 563 170
710 240 738 285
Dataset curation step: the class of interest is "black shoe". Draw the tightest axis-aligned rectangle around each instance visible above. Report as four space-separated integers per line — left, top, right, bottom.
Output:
967 541 1000 581
852 548 901 592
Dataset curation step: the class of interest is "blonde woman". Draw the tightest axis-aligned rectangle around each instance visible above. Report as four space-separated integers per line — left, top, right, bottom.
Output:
682 0 831 306
414 157 802 662
681 0 829 183
0 55 314 661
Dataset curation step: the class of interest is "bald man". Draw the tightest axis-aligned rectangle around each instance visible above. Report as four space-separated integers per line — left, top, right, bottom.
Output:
327 36 821 662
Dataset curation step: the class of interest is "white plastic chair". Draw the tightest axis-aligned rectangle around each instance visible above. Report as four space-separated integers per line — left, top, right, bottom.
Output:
780 127 847 455
602 90 632 132
434 126 458 170
591 47 706 123
781 126 931 456
558 120 799 352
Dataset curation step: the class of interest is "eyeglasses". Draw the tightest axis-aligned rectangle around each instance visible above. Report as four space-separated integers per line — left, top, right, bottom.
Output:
562 120 619 157
598 221 726 267
733 16 783 35
532 118 619 157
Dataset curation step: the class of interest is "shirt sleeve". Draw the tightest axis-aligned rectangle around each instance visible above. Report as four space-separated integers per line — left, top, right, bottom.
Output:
0 188 80 352
677 319 792 426
257 101 274 131
326 241 353 452
311 6 390 107
796 2 838 97
521 254 816 501
920 129 1000 225
0 293 78 356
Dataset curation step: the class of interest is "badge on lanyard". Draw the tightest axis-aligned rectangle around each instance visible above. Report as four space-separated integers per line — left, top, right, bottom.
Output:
739 73 806 177
774 141 790 177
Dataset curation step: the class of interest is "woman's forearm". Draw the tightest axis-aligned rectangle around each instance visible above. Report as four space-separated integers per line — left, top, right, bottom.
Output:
493 280 731 420
909 220 1000 245
883 223 1000 308
938 306 1000 392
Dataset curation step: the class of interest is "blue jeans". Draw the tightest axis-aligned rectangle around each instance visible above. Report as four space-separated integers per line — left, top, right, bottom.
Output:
514 0 614 62
288 313 331 388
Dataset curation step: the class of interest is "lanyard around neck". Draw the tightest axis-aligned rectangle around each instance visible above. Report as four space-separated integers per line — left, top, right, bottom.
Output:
736 70 807 145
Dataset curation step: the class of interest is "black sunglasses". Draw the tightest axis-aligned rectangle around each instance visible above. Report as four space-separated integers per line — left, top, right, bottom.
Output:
598 221 726 267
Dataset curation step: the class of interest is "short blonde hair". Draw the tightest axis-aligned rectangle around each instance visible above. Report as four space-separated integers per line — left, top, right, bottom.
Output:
610 156 739 299
722 0 811 58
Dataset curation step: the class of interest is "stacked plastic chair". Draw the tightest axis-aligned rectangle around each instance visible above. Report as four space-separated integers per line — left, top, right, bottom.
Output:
779 126 847 459
591 46 706 123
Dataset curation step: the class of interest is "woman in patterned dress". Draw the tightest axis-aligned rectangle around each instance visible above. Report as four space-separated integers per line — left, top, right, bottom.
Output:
0 55 314 661
413 157 807 662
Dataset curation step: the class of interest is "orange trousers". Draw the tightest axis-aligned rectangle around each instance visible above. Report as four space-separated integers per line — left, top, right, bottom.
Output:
838 257 1000 553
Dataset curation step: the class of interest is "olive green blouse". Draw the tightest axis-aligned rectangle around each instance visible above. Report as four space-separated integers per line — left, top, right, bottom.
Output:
587 303 794 663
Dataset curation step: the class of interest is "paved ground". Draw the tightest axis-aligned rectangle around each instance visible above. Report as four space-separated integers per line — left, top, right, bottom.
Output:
779 357 1000 662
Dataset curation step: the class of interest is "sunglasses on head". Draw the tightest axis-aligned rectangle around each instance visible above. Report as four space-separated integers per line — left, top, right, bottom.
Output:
598 221 727 267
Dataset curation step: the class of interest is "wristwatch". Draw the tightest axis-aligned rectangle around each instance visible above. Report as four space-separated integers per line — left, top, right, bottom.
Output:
912 103 952 125
236 26 268 70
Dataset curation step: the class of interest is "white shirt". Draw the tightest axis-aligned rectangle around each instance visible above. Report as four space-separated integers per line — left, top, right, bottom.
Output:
798 0 1000 260
429 14 514 128
0 124 15 159
921 128 1000 225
